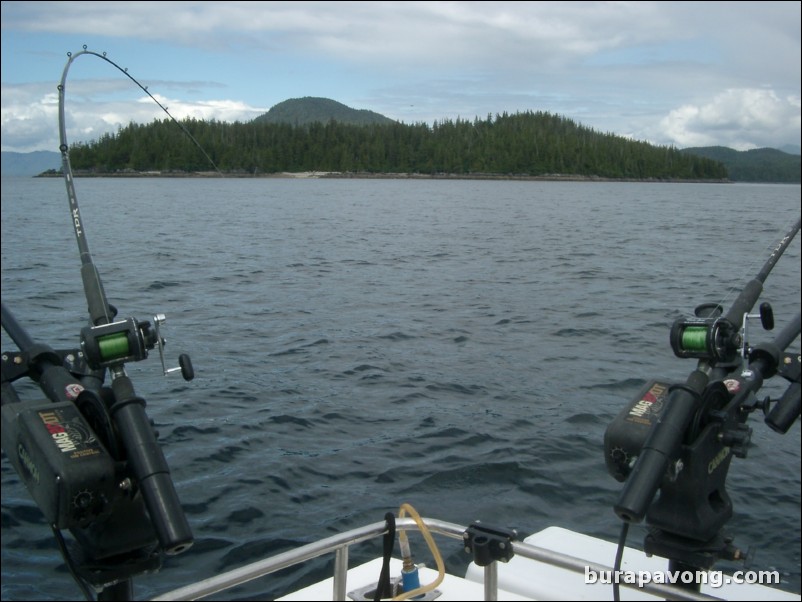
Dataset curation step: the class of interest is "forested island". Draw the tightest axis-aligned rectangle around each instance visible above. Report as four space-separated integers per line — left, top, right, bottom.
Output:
58 109 730 181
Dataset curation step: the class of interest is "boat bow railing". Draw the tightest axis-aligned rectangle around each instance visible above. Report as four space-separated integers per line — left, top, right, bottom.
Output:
152 517 723 601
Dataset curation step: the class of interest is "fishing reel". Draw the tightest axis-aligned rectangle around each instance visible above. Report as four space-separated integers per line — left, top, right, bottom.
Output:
669 302 774 368
80 314 193 380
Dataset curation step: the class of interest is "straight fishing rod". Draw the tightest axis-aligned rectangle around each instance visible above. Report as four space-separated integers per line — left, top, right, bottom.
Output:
604 216 800 600
614 215 801 525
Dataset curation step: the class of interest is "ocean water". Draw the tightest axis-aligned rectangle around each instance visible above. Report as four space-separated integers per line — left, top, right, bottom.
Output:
1 176 800 601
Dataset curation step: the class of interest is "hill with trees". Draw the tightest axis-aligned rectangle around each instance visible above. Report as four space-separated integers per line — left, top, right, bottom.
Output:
254 97 396 127
680 146 800 183
60 103 728 181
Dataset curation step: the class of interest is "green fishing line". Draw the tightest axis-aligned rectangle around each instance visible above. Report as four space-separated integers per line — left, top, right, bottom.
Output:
680 326 709 353
97 332 130 361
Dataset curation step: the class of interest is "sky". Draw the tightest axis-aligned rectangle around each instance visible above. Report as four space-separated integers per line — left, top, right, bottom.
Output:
1 1 800 154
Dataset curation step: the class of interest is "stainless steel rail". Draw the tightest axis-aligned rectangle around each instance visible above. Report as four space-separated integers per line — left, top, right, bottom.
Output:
152 517 723 601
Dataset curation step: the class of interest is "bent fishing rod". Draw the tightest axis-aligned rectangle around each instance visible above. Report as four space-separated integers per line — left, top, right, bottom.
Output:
2 48 208 600
605 215 801 592
59 46 196 555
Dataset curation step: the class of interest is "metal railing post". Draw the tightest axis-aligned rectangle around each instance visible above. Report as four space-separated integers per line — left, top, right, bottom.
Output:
333 546 349 601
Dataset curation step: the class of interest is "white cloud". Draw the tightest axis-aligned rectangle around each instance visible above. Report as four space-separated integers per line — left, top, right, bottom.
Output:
0 84 61 153
1 83 268 153
138 94 268 123
658 88 802 150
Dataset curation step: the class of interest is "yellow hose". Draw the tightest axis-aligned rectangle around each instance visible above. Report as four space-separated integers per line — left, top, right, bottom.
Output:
391 503 445 601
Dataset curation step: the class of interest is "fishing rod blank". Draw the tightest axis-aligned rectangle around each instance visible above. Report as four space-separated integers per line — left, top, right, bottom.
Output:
613 216 801 524
56 48 195 555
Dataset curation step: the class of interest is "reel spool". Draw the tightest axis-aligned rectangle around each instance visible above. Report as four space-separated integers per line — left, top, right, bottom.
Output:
670 316 740 364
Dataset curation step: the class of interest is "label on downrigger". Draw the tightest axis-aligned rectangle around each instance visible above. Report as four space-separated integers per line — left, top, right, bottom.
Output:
603 380 671 482
2 400 117 529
